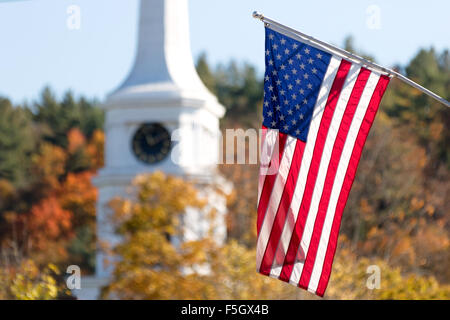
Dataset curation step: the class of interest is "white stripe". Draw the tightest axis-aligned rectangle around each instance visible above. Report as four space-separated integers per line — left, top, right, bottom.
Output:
289 64 361 285
308 72 381 293
256 135 298 270
258 129 279 204
269 56 342 278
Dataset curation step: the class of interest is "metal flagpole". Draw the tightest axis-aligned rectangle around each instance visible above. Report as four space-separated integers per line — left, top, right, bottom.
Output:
252 11 450 109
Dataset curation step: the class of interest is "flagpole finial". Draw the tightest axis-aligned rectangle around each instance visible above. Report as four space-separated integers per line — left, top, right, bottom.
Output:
252 11 264 20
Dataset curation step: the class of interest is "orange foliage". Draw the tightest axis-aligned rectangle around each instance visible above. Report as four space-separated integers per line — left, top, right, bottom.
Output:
27 196 73 250
67 128 86 153
59 172 97 227
86 130 104 170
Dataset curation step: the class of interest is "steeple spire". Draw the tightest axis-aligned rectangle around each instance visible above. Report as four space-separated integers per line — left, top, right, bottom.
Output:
108 0 222 116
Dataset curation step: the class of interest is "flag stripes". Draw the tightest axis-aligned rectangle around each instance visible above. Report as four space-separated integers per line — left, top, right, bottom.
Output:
257 27 390 296
257 132 287 235
267 55 343 279
313 75 390 296
298 67 372 290
259 139 305 275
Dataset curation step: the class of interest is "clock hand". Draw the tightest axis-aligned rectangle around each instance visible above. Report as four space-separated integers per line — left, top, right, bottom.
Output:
145 135 155 146
153 133 168 145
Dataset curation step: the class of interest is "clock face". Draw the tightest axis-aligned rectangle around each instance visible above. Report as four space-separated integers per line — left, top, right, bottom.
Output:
132 123 171 164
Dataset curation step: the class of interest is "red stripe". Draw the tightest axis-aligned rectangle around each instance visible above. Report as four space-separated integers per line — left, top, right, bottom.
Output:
279 59 352 282
259 139 306 275
257 125 269 198
315 75 390 297
257 132 288 236
298 68 371 289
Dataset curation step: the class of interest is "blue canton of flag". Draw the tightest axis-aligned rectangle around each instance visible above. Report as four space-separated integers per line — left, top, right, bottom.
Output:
263 28 332 142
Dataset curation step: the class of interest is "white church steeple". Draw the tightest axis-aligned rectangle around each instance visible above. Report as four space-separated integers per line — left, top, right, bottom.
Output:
107 0 224 118
75 0 227 300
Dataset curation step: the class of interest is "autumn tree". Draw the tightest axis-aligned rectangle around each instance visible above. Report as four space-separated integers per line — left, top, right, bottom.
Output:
103 172 301 299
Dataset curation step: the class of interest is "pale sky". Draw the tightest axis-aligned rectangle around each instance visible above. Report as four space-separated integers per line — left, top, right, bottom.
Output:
0 0 448 104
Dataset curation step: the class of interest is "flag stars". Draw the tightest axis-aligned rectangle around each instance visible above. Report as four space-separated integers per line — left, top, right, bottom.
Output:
263 37 329 135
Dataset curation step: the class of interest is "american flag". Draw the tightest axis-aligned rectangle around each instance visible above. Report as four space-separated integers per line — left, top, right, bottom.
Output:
257 27 390 296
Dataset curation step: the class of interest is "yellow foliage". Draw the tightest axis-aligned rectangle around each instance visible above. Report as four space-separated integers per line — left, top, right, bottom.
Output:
326 247 450 300
104 172 450 300
0 260 63 300
31 143 67 190
103 172 300 300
